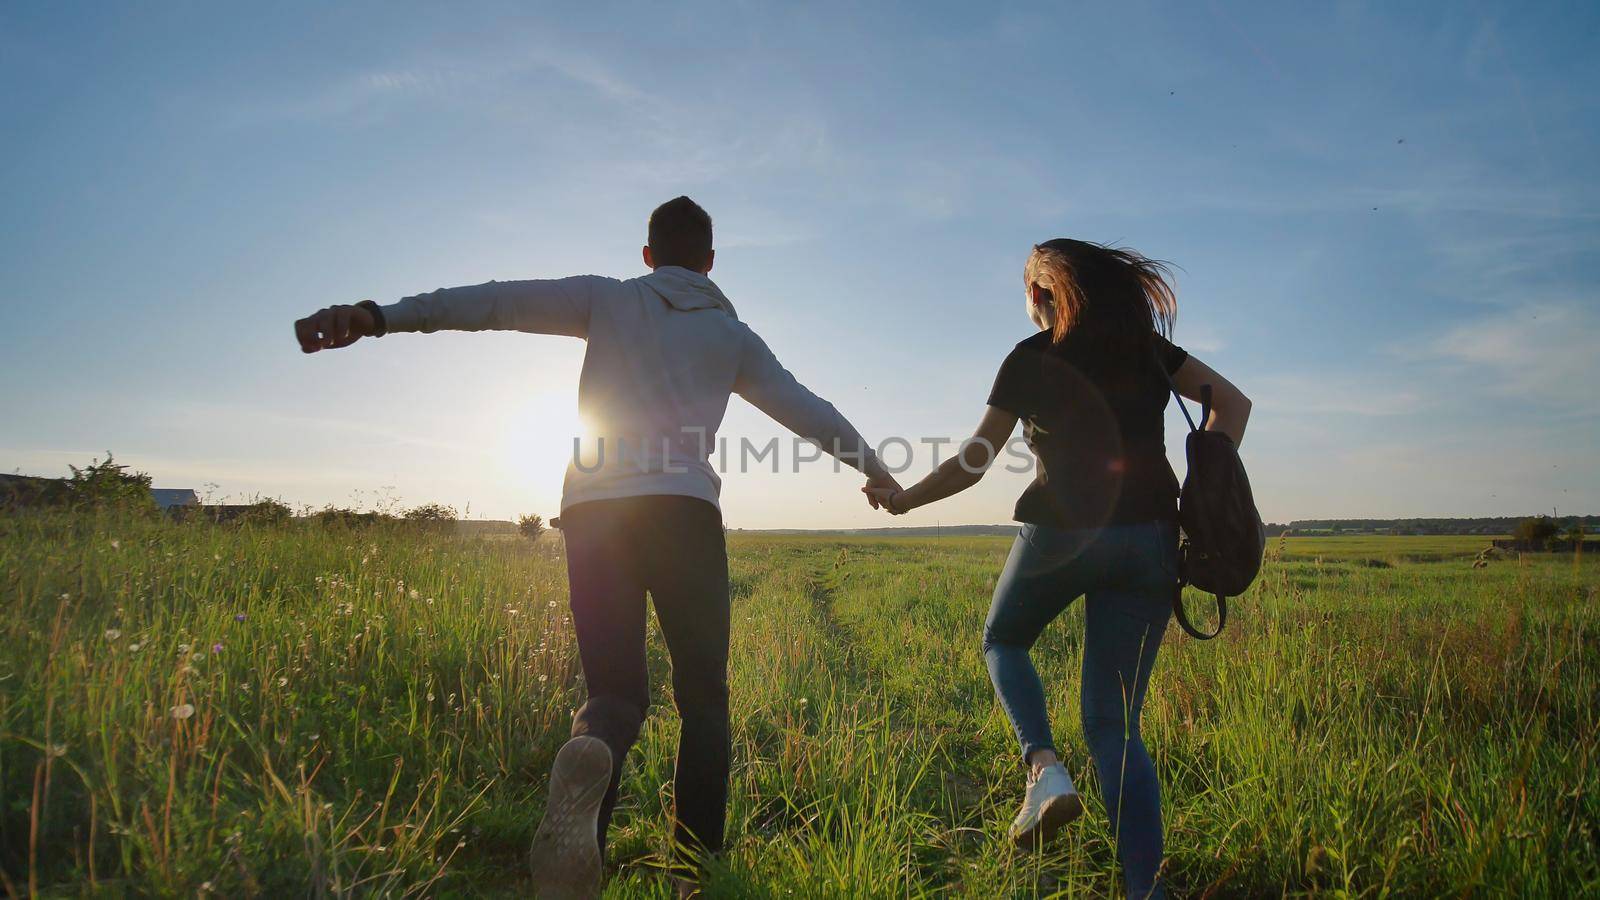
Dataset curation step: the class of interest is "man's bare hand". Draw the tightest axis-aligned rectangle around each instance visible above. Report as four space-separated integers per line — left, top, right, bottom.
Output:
295 304 376 354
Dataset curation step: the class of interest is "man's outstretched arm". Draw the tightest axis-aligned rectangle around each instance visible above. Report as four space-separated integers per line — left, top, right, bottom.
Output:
293 276 612 353
733 325 899 494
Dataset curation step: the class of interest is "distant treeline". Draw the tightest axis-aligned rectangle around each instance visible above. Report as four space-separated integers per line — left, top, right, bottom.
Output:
1264 516 1600 537
3 453 550 540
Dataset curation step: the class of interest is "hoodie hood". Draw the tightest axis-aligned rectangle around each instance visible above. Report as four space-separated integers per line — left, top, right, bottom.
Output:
639 266 738 320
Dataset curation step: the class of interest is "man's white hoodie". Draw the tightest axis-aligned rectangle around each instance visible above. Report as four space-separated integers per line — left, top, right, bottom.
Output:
381 266 877 512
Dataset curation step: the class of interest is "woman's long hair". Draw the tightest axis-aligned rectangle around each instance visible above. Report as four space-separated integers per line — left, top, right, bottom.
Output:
1025 239 1177 347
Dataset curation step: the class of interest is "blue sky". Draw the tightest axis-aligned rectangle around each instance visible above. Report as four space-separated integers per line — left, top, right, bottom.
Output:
2 2 1596 528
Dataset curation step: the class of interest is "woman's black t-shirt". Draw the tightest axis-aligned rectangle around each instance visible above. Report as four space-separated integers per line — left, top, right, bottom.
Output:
987 329 1188 529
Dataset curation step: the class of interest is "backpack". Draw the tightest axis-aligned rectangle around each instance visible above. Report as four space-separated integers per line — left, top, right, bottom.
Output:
1159 363 1265 639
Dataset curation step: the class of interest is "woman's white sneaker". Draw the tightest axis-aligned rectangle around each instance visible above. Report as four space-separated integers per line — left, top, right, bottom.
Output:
1009 762 1083 848
529 736 613 899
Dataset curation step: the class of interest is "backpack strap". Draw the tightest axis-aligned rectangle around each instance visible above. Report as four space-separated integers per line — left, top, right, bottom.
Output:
1173 581 1227 640
1158 345 1226 640
1156 346 1199 433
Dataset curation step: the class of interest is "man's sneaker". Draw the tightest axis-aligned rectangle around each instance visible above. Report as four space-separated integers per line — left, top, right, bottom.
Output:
1008 762 1083 848
530 736 613 899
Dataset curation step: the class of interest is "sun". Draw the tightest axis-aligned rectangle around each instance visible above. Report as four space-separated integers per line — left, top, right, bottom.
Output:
500 389 593 491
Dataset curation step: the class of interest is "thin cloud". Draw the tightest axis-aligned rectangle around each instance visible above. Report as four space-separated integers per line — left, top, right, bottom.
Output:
1427 301 1600 415
1249 372 1427 418
174 402 483 456
1176 321 1226 355
212 45 642 128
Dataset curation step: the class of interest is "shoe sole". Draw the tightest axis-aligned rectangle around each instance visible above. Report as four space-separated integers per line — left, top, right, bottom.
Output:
530 736 612 899
1011 791 1084 850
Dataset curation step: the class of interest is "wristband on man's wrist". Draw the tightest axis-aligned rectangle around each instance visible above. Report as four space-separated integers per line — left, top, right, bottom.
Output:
356 300 387 337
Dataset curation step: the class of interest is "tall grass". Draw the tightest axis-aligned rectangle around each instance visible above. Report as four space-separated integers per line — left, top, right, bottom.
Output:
1 513 1596 896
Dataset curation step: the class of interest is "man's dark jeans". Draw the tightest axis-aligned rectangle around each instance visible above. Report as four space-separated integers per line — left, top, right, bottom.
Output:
561 494 730 866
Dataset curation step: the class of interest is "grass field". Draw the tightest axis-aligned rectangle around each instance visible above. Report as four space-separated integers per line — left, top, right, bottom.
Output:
2 512 1596 897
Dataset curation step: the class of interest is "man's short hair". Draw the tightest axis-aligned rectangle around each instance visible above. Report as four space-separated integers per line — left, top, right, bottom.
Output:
648 196 713 270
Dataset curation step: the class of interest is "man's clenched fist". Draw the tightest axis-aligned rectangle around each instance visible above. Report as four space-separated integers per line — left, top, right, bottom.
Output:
295 304 376 353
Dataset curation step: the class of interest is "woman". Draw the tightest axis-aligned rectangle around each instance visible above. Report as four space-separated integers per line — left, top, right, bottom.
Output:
865 239 1250 899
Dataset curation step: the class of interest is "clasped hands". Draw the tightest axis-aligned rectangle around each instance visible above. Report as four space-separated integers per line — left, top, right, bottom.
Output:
861 467 908 516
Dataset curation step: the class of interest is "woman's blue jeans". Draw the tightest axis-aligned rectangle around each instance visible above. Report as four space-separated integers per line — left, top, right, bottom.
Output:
984 521 1177 900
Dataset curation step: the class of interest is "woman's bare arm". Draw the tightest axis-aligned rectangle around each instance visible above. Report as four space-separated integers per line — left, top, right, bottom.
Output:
1171 354 1251 445
864 406 1019 514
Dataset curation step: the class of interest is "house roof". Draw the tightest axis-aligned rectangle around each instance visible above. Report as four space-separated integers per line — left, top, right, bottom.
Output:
150 488 199 508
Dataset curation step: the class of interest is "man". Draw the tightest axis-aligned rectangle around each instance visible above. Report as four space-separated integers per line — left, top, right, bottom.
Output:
293 197 899 897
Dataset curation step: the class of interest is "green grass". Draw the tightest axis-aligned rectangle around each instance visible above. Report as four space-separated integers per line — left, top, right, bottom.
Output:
1277 534 1500 563
2 513 1596 896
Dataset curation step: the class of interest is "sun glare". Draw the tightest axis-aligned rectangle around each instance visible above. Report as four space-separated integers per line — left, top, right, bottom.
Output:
500 389 591 492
